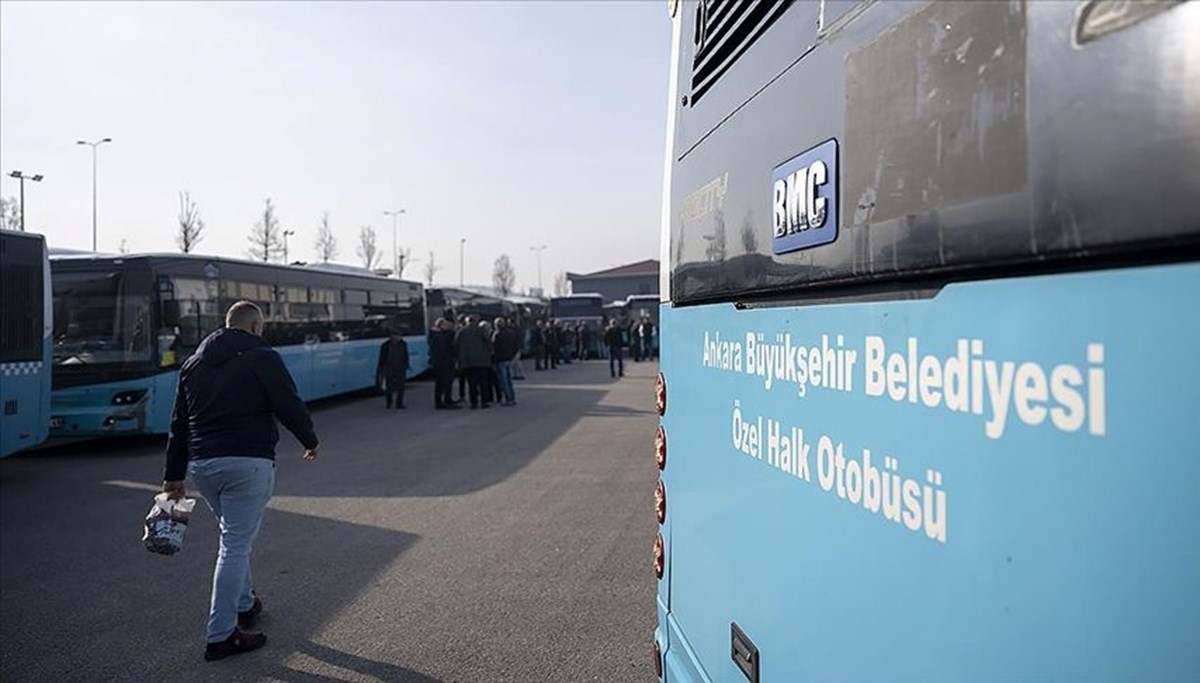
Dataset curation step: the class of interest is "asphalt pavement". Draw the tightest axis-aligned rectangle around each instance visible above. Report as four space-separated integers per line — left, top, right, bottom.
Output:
0 358 660 683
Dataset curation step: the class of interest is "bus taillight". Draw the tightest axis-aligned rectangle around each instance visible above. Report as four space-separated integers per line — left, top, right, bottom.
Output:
654 533 665 579
655 425 667 470
655 479 666 524
655 372 667 416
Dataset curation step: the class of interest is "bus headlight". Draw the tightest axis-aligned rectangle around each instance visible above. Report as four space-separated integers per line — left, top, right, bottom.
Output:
112 390 147 406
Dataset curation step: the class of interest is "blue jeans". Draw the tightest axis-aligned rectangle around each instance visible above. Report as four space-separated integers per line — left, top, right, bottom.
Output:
494 360 515 403
189 457 275 642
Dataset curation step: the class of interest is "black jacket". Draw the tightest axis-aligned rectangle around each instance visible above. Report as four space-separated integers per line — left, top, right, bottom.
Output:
163 328 318 481
455 324 493 368
604 326 623 349
377 338 410 381
491 327 520 362
429 329 456 368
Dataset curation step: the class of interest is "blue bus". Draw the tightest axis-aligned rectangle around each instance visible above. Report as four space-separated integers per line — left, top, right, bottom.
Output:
0 230 52 457
654 2 1200 682
49 252 427 437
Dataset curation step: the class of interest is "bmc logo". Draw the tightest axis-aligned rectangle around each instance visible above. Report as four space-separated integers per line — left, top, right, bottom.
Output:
771 138 839 255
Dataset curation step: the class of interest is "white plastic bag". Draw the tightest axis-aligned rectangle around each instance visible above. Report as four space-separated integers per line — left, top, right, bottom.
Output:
142 492 197 556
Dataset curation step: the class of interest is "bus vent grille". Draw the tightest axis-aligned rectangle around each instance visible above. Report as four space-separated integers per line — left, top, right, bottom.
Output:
4 400 16 416
690 0 792 105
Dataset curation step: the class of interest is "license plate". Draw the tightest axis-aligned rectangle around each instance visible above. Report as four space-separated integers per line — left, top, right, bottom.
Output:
49 417 64 429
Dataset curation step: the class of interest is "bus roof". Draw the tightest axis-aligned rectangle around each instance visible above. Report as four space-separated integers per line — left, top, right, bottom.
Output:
48 251 424 288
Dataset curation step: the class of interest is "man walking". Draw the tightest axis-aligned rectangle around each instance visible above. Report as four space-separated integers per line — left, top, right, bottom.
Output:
604 318 625 378
429 318 460 409
161 301 319 661
377 330 409 409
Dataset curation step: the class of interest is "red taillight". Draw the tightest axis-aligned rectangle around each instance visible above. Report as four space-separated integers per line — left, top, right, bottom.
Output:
654 639 663 679
655 479 666 524
654 533 665 579
655 372 667 416
655 425 667 470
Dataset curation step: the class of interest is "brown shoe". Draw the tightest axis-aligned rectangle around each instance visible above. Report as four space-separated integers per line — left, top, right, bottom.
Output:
237 596 263 629
204 630 267 661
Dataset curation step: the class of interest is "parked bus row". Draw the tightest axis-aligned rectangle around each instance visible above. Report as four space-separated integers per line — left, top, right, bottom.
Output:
0 242 657 453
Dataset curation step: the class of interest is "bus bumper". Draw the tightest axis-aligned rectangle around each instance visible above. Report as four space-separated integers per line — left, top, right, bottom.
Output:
49 376 172 436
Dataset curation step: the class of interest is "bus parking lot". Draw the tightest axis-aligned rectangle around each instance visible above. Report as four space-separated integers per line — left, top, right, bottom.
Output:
0 359 660 683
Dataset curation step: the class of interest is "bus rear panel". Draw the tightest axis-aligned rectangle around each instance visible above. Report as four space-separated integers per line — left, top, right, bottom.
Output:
0 230 51 457
655 1 1200 681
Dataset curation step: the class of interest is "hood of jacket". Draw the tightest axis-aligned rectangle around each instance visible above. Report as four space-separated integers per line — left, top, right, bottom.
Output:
193 328 269 367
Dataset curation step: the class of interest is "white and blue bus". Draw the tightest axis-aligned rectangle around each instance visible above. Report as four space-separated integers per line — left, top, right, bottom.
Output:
654 1 1200 682
0 230 52 457
49 252 427 438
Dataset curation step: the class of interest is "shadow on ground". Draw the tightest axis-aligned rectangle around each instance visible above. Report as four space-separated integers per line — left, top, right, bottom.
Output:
0 473 437 682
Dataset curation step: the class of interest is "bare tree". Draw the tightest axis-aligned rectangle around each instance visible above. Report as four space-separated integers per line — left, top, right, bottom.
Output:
423 250 441 287
704 208 727 262
740 215 759 254
357 225 381 270
553 271 570 297
176 191 205 253
397 247 413 278
247 198 283 262
314 211 338 263
0 197 20 231
492 254 516 296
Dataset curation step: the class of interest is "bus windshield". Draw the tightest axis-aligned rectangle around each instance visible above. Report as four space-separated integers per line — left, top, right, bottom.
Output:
52 269 153 366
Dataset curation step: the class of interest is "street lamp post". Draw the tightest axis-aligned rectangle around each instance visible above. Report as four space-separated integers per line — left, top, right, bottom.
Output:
530 244 548 292
384 209 406 277
76 137 112 251
282 229 296 263
7 171 44 232
459 238 467 287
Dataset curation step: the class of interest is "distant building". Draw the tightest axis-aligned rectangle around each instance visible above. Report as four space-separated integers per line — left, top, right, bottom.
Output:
566 259 659 303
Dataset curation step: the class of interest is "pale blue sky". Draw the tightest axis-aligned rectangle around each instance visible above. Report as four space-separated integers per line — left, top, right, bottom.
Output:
0 0 671 291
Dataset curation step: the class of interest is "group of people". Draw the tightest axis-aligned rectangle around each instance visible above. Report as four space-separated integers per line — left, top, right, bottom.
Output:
428 315 522 409
376 315 523 411
527 317 656 372
377 315 660 407
523 316 657 379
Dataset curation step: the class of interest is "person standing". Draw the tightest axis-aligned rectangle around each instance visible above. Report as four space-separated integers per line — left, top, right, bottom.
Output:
376 331 409 409
491 317 519 406
429 318 460 409
510 318 528 380
560 323 574 365
580 323 594 361
455 315 469 403
455 315 493 409
630 319 643 362
604 318 625 378
532 320 546 371
161 300 319 661
546 320 560 370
